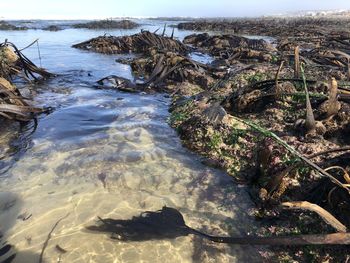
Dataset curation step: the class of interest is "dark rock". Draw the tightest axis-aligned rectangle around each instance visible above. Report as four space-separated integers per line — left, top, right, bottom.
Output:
43 25 62 31
72 19 139 29
0 21 27 31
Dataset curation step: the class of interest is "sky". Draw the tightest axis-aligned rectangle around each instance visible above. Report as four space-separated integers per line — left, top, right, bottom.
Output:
1 0 350 19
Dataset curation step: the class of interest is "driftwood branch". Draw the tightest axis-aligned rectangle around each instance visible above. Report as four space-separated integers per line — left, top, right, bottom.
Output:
201 232 350 246
39 213 70 263
294 46 300 78
307 146 350 159
281 201 347 233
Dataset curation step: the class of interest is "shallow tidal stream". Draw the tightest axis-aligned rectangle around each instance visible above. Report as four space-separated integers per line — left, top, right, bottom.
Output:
0 20 260 262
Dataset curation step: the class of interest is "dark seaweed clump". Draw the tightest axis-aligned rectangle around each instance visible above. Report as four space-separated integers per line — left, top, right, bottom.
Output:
72 19 139 29
0 21 27 31
43 25 62 31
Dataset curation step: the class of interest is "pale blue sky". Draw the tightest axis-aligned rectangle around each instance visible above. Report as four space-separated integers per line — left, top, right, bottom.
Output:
1 0 350 19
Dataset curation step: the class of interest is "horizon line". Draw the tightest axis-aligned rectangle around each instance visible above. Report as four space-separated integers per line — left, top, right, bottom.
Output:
1 8 349 21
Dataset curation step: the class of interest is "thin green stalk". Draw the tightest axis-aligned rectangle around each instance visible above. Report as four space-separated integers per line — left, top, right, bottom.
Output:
231 116 350 194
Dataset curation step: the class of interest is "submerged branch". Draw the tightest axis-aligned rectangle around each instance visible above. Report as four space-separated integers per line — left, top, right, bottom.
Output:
39 213 70 263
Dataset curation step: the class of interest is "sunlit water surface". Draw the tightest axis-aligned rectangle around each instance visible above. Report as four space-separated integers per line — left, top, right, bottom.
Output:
0 20 261 262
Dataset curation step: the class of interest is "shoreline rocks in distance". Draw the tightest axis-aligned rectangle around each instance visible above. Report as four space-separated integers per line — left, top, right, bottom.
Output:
177 17 350 37
42 25 63 31
72 19 139 29
0 21 27 31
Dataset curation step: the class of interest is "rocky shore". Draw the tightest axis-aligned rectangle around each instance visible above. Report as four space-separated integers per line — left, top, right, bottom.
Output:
72 19 139 29
70 17 350 261
1 16 350 262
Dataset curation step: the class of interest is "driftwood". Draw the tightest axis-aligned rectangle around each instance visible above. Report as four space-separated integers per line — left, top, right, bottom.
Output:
308 146 350 159
281 201 347 233
39 213 70 263
205 233 350 246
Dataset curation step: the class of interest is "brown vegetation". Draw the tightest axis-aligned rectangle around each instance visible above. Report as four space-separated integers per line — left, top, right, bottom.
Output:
73 30 188 54
0 41 52 122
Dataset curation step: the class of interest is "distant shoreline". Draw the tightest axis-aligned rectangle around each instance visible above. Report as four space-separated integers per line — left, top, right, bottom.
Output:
1 9 350 21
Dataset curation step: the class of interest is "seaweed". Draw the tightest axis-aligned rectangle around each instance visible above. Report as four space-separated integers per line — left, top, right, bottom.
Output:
72 19 139 30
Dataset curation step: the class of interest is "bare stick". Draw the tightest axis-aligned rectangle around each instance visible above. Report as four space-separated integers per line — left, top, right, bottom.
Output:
281 201 347 233
39 213 70 263
19 38 39 51
200 232 350 245
294 46 300 78
308 146 350 159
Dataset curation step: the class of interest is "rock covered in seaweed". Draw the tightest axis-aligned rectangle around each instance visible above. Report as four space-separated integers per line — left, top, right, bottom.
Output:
0 21 27 31
72 19 139 29
43 25 62 31
72 30 188 55
184 33 276 63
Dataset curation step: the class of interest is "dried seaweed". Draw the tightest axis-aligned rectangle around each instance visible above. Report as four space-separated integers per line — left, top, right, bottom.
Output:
0 41 52 122
73 30 188 55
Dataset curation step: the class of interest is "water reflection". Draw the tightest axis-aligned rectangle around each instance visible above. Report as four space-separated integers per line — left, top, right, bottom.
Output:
0 120 37 176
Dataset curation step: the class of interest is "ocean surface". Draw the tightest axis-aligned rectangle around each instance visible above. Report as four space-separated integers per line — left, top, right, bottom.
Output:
0 19 260 263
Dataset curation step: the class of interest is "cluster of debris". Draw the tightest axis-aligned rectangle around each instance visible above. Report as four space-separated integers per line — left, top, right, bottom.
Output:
0 41 52 122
